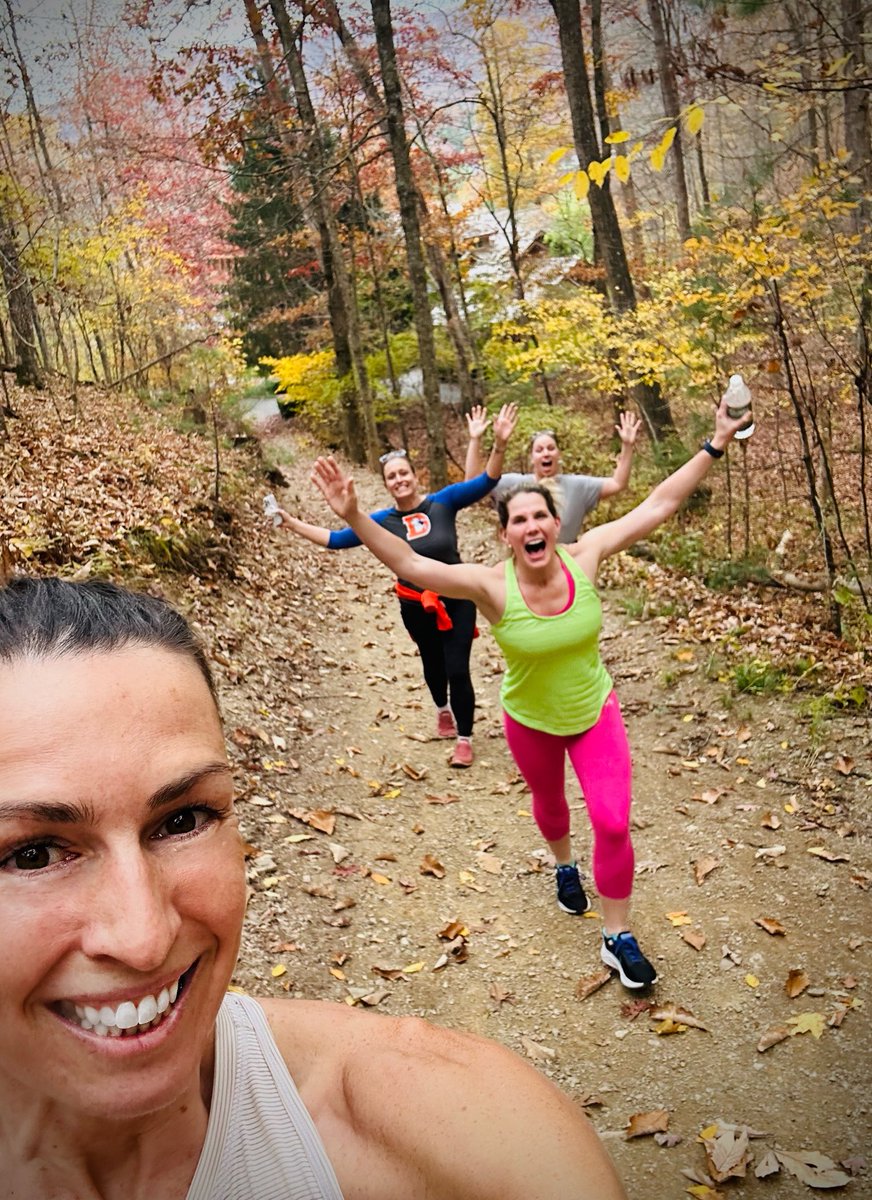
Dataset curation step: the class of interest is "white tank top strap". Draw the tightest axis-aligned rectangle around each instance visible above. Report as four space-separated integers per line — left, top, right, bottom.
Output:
186 993 344 1200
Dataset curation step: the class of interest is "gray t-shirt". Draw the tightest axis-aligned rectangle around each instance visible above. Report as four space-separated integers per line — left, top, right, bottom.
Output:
492 473 604 543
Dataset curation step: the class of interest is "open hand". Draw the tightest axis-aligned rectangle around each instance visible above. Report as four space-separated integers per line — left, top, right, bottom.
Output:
491 402 519 448
466 405 490 440
616 411 642 445
311 456 358 521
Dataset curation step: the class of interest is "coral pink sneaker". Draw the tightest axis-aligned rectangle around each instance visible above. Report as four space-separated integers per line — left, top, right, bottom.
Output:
436 709 457 738
450 739 473 768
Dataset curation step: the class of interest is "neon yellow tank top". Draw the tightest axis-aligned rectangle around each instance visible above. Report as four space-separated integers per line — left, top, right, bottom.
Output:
490 547 612 735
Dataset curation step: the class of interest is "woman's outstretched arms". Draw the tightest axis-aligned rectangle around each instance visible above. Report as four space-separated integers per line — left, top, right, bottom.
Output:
598 411 642 499
571 400 748 576
310 457 504 621
275 509 332 547
483 403 519 479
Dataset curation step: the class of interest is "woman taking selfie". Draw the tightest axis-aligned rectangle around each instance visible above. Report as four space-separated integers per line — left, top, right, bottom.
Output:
312 400 748 990
0 575 625 1200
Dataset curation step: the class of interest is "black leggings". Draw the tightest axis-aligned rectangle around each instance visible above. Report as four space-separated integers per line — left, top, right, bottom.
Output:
399 597 477 737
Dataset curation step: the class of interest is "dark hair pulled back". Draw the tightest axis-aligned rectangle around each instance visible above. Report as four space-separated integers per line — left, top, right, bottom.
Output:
0 577 217 702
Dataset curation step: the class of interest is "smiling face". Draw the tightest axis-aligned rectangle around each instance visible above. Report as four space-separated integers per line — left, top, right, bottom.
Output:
0 646 246 1123
381 456 421 509
530 434 561 480
500 489 561 568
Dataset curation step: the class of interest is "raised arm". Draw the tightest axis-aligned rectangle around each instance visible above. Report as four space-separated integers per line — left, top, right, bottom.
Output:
275 509 331 548
483 403 519 479
464 405 490 480
572 400 748 575
598 411 642 499
310 457 503 620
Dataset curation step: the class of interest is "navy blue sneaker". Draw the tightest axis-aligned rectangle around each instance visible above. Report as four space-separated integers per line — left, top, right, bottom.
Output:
601 931 658 989
555 863 590 915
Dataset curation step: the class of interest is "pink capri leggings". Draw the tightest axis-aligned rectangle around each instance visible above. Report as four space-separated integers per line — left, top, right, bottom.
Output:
503 691 634 900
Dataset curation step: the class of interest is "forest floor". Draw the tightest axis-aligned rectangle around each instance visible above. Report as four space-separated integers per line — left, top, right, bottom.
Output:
221 421 870 1200
3 390 869 1198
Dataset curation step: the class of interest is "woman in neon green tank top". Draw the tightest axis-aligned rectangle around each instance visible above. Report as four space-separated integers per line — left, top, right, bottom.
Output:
312 399 749 990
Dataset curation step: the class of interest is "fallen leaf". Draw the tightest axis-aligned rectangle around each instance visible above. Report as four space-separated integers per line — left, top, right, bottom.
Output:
438 920 468 940
755 844 786 859
785 969 810 997
521 1037 556 1062
761 811 782 830
402 762 428 781
754 1150 780 1178
403 961 425 974
649 1004 709 1031
745 974 760 988
328 967 346 981
419 854 446 878
694 855 720 885
368 871 392 886
270 964 287 978
287 807 336 835
655 1131 684 1147
787 1011 826 1038
680 928 707 951
685 1187 724 1198
833 756 854 775
702 1124 752 1181
757 1026 791 1052
488 982 516 1006
666 910 693 927
574 969 612 1000
370 963 406 981
653 1019 687 1035
476 851 504 875
328 842 350 864
358 989 390 1007
302 883 336 899
692 788 727 805
840 1155 867 1176
807 846 850 863
754 916 787 936
775 1149 851 1188
626 1109 670 1139
425 792 459 805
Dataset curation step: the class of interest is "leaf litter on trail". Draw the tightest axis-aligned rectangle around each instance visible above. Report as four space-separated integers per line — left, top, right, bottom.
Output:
574 969 611 1001
625 1109 670 1139
693 855 720 885
754 916 787 936
785 968 810 997
649 1003 709 1032
680 928 707 951
419 854 446 878
775 1149 852 1188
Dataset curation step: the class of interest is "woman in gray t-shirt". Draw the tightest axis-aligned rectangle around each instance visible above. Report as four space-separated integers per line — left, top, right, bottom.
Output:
466 409 641 542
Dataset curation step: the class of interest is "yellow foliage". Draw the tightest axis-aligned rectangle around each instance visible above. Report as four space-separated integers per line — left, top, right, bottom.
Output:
684 104 705 136
573 170 590 199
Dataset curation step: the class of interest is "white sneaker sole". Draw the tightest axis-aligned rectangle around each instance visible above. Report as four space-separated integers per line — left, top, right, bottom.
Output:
557 896 590 915
601 943 658 989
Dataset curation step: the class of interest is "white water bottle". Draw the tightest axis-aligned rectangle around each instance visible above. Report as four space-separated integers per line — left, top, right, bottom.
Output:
722 373 755 440
262 493 282 527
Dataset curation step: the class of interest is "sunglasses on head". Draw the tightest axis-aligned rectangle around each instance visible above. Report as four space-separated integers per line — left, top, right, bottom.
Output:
531 429 556 442
379 448 408 465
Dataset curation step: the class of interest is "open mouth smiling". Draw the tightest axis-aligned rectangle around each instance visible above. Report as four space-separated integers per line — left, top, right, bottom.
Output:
53 960 198 1039
524 538 546 555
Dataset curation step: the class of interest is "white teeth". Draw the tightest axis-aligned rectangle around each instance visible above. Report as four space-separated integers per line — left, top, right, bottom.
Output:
138 995 158 1024
116 1001 139 1030
67 971 185 1036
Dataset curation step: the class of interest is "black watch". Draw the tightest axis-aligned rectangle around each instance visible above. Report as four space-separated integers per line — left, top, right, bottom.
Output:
702 439 724 459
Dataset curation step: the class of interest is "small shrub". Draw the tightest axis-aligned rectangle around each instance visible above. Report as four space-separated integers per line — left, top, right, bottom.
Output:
729 657 790 695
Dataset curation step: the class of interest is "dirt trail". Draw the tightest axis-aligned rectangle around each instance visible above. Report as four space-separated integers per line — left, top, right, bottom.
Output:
221 432 870 1199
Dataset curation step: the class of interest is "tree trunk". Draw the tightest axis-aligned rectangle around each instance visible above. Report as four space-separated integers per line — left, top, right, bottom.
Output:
548 0 674 437
0 213 43 388
645 0 692 241
370 0 447 485
265 0 379 467
318 0 481 415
